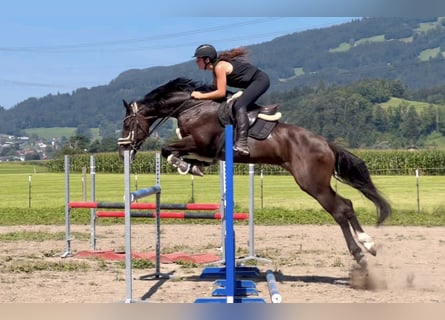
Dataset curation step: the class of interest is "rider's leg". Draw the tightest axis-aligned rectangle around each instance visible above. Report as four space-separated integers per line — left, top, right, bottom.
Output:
232 71 270 156
233 105 250 155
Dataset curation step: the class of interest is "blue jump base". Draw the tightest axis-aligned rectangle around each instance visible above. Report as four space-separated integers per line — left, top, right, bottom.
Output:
199 266 260 279
195 296 266 303
194 126 266 303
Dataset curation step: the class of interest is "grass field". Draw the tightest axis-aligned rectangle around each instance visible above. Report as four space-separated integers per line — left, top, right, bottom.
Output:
0 171 443 210
0 168 444 226
378 97 441 110
22 127 101 141
0 162 48 174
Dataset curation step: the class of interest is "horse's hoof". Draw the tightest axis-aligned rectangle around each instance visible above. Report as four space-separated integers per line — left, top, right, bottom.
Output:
177 163 190 175
357 255 368 268
366 246 377 256
168 155 191 175
357 232 377 256
190 165 204 177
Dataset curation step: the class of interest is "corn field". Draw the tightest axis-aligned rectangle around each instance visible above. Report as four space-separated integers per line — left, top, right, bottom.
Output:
45 149 445 176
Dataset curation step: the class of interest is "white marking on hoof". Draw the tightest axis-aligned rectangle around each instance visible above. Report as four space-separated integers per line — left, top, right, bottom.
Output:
168 154 190 175
177 164 190 175
357 232 377 255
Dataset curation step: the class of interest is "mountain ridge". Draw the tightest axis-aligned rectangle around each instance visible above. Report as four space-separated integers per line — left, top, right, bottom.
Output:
2 17 445 136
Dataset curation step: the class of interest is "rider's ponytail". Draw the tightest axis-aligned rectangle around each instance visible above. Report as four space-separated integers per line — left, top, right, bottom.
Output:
218 47 249 60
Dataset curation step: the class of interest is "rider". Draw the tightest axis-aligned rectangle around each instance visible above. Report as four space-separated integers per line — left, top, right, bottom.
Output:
191 44 270 155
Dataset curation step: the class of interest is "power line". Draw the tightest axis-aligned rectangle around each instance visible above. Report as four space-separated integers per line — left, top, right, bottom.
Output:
0 78 95 89
0 18 356 93
0 18 284 53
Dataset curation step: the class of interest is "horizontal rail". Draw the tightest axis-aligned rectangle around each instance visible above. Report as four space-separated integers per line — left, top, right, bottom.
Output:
96 211 248 220
130 185 161 202
69 202 219 210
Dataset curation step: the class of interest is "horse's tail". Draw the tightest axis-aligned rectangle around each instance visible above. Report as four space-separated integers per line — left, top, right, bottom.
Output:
329 142 391 225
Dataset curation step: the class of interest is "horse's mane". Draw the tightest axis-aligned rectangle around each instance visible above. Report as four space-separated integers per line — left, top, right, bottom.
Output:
142 77 214 103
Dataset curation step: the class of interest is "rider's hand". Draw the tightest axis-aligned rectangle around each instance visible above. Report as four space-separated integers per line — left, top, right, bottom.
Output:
191 91 204 99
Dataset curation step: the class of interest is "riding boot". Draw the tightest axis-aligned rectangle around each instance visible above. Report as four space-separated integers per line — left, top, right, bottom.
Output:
233 106 250 155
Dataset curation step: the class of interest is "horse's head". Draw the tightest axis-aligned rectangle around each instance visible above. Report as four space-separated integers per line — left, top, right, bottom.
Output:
118 77 211 162
118 99 157 162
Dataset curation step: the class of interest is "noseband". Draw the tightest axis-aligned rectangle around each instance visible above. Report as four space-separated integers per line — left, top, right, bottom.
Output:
118 95 189 153
117 102 150 152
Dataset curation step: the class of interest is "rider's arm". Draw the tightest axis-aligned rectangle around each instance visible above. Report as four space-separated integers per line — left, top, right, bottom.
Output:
191 62 228 100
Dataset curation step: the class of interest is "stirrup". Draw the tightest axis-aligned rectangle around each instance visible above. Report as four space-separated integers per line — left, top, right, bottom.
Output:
233 143 250 155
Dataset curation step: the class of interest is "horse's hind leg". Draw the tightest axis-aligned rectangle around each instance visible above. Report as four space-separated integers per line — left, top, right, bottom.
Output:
322 191 383 266
318 190 370 266
344 208 377 256
294 170 369 265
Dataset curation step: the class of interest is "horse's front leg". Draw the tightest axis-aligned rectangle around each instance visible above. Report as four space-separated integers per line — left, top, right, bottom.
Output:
161 138 204 177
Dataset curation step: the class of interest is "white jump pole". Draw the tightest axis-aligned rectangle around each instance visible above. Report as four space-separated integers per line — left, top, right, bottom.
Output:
62 155 71 258
90 155 96 251
237 163 271 264
123 150 162 303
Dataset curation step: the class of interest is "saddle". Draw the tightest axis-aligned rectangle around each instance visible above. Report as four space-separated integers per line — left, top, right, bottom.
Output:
218 91 282 140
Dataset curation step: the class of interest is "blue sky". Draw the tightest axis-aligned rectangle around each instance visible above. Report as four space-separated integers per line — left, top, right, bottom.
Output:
0 3 362 108
2 1 445 109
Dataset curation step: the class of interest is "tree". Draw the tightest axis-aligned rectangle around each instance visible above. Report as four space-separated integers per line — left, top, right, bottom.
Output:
352 79 396 104
420 105 439 135
25 151 41 161
75 124 92 140
140 137 163 151
386 106 403 132
0 145 16 156
373 105 388 132
99 119 118 139
58 135 91 155
400 106 421 145
88 138 119 153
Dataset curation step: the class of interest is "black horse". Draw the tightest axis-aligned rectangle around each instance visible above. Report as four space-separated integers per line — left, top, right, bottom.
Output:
118 77 391 266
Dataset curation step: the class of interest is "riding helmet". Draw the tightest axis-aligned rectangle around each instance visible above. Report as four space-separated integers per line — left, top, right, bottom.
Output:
193 44 217 62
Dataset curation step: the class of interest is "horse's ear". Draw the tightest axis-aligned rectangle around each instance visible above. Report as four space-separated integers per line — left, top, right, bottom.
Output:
122 99 130 110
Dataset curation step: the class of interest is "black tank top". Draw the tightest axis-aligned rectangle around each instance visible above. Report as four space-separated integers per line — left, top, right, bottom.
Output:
216 57 258 89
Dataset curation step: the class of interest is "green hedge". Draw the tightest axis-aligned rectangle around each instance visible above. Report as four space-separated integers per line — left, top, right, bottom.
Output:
46 149 445 175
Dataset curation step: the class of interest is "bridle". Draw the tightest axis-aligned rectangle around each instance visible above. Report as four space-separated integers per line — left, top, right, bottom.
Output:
117 102 152 152
118 94 192 153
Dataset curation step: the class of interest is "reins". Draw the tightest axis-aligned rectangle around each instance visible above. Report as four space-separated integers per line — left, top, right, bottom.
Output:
148 98 190 135
118 98 189 150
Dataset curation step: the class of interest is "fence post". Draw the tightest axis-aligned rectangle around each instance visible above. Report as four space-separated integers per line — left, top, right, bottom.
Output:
28 175 32 208
416 168 420 214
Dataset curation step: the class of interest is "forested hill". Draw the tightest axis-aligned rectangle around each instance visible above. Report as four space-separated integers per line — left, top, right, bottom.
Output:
2 17 445 141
